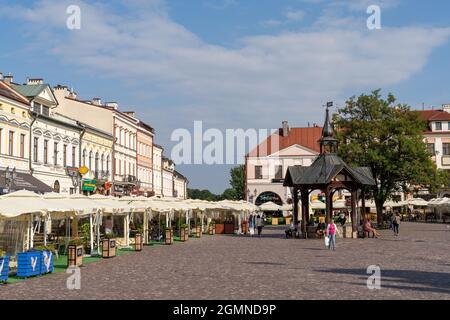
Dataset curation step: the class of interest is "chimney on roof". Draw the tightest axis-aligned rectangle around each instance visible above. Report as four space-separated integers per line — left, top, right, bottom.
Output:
106 102 118 110
27 78 44 85
54 85 68 96
92 98 102 106
4 73 13 84
282 121 290 137
124 111 136 118
443 104 450 114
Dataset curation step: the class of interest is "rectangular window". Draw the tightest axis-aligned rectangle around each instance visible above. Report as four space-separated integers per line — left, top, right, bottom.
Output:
54 142 58 165
42 106 50 117
119 160 122 175
255 166 263 179
34 137 39 162
63 144 67 167
20 134 25 158
72 146 76 167
44 140 48 164
275 165 283 179
0 128 2 153
33 102 41 114
427 143 435 155
8 131 14 156
436 122 442 131
443 143 450 156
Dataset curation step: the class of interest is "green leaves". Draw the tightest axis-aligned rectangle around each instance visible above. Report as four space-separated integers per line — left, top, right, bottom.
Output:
335 90 444 221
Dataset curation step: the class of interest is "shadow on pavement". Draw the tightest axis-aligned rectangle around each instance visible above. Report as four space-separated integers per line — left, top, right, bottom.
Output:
316 268 450 295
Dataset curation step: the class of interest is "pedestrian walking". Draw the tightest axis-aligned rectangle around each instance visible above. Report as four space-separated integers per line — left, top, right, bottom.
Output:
249 215 255 237
392 212 401 236
256 215 263 238
326 220 339 250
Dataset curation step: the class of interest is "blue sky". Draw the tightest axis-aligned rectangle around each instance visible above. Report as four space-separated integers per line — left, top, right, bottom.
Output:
1 0 450 193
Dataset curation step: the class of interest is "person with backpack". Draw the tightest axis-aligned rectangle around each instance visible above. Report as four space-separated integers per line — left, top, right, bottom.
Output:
326 220 339 250
392 212 401 236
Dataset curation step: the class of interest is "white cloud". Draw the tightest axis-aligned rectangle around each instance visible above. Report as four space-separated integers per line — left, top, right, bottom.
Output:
1 0 449 134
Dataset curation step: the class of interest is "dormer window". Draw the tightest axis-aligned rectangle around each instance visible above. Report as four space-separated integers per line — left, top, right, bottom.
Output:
436 122 442 131
42 105 50 116
33 102 41 113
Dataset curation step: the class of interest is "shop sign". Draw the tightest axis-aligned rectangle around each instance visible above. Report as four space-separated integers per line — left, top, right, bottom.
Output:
82 179 97 192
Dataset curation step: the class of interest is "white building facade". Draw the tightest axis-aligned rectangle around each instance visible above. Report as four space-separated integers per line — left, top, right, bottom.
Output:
12 80 81 194
245 122 323 206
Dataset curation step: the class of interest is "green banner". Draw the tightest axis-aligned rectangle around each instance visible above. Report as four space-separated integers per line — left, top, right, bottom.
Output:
82 179 97 192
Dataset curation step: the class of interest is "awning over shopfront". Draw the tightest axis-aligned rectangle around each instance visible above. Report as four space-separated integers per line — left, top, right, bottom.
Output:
0 170 53 195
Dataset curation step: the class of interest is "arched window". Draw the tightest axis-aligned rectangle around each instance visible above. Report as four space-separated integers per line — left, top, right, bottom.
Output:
255 191 283 207
95 152 99 175
82 149 87 166
89 151 93 171
53 180 60 193
101 154 105 172
106 155 110 174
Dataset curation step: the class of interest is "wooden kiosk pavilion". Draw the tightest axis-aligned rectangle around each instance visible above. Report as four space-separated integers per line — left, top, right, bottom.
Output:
284 104 376 238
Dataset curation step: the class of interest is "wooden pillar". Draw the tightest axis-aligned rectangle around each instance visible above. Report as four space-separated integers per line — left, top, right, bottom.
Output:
325 188 333 224
361 189 366 225
71 216 78 239
301 189 308 235
293 187 299 228
351 190 357 236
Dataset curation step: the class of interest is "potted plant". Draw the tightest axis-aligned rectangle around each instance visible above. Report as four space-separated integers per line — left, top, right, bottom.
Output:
165 227 174 245
285 216 292 225
195 225 202 238
17 249 42 278
208 222 216 235
35 245 55 275
0 250 9 283
135 226 144 251
224 219 234 234
68 238 84 267
214 219 225 234
180 224 189 242
102 233 116 258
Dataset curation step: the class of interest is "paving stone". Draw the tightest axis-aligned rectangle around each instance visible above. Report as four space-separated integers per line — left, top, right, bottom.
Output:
1 222 449 300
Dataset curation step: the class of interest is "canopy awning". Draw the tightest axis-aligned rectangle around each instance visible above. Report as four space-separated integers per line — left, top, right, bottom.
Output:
0 171 53 194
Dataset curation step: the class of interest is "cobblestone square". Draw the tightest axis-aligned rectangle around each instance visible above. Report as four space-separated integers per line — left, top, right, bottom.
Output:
1 222 449 300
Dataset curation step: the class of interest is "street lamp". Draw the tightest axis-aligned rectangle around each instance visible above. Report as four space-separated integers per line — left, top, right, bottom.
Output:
5 167 17 194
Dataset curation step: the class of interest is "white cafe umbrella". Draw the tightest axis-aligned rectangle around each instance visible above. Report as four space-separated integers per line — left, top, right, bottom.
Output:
333 199 348 209
258 201 281 211
310 200 326 210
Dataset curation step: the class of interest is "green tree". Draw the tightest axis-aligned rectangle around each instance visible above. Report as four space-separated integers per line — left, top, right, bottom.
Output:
187 188 221 201
221 188 236 200
334 90 447 224
229 165 245 200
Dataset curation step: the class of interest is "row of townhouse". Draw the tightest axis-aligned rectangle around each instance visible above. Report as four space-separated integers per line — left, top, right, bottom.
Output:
0 73 188 198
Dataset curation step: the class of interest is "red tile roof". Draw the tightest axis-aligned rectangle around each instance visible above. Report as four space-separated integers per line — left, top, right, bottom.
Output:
416 110 450 121
247 127 322 157
0 81 30 105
